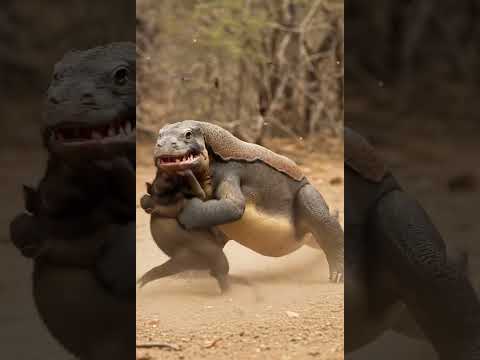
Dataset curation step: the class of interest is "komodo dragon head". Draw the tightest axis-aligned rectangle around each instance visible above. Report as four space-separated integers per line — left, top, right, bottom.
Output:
154 121 210 175
42 42 135 161
154 120 305 181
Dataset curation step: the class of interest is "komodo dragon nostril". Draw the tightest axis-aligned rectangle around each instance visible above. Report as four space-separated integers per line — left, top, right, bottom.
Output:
81 92 95 104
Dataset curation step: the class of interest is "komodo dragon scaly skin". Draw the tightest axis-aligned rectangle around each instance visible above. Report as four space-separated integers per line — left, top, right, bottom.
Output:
138 120 344 288
9 42 135 360
345 127 480 359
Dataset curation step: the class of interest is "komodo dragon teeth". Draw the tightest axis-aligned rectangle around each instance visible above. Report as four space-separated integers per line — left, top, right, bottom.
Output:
50 117 135 143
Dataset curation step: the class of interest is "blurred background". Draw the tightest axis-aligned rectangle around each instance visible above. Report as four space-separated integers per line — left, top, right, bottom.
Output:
346 0 480 358
0 1 134 358
0 0 134 145
137 0 343 143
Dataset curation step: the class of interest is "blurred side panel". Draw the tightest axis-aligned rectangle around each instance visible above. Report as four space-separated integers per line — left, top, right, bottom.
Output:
0 1 135 359
345 1 480 359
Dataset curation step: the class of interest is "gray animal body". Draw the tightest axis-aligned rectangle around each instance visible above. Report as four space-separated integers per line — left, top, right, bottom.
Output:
345 127 480 359
9 42 135 360
138 120 344 291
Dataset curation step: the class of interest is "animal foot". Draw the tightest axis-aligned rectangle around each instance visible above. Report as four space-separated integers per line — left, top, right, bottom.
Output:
139 194 154 213
329 271 344 284
137 267 163 288
10 213 46 258
213 274 231 294
136 275 150 288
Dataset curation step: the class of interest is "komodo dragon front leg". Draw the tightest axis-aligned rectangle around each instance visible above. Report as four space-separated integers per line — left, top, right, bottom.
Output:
373 190 480 359
178 176 245 230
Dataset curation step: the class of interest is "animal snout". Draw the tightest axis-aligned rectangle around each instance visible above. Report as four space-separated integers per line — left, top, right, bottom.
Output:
156 137 182 150
79 82 97 104
80 91 96 104
164 137 179 149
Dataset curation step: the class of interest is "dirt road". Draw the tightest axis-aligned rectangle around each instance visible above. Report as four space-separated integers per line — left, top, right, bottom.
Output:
135 138 344 360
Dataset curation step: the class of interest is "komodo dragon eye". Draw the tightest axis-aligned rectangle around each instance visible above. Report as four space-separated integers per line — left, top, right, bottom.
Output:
185 131 192 139
113 67 129 86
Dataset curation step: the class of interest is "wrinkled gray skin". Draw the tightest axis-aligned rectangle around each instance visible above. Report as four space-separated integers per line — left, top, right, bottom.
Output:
9 42 135 360
345 128 480 359
138 120 344 290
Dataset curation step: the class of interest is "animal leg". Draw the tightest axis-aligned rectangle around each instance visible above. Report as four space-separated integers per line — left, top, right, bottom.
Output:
10 213 46 258
295 184 344 283
190 236 231 293
391 249 470 341
137 249 206 288
372 190 480 359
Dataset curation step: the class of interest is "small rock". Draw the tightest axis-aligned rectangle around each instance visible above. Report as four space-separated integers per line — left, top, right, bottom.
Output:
204 338 222 348
329 176 343 185
286 311 300 318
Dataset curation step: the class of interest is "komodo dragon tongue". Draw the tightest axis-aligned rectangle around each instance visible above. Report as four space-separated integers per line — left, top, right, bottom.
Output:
180 120 305 181
344 127 387 182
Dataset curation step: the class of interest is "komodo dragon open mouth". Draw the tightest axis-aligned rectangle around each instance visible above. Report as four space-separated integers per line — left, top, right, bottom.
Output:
43 113 136 162
46 117 135 146
154 150 203 172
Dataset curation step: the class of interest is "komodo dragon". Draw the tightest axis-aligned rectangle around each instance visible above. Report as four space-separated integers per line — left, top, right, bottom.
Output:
9 42 135 360
345 127 480 359
138 120 344 287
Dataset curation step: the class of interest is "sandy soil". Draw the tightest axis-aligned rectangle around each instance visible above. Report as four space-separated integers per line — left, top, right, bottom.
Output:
135 138 345 360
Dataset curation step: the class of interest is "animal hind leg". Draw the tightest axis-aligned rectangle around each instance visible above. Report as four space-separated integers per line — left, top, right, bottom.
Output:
193 229 254 293
137 249 206 288
295 184 344 283
189 234 231 293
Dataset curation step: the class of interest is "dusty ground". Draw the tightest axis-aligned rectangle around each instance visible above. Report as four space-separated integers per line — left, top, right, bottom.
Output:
135 137 345 360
